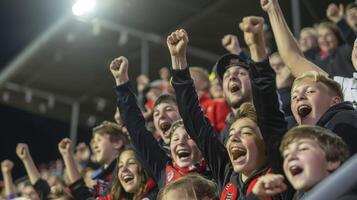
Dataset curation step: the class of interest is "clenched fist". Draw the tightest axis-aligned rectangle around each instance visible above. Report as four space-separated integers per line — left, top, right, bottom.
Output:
167 29 189 58
58 138 73 156
16 143 30 161
239 16 265 47
260 0 278 13
252 174 287 199
326 3 344 23
1 160 14 173
222 34 241 55
109 56 129 86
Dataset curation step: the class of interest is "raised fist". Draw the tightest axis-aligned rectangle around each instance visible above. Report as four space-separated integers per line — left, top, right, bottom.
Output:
222 34 241 55
239 16 265 47
58 138 73 156
16 143 30 160
252 174 287 199
167 29 189 58
326 3 344 23
1 160 14 173
260 0 278 13
109 56 129 86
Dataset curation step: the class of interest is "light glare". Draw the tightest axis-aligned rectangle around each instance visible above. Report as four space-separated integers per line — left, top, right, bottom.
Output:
72 0 96 16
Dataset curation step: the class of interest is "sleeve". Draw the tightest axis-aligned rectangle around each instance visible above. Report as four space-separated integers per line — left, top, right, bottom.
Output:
68 178 96 200
248 59 287 174
249 60 295 200
172 68 229 188
114 82 170 185
33 179 51 200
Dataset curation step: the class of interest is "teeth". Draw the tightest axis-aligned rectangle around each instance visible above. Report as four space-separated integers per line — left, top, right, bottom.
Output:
231 147 246 160
230 85 240 93
297 105 312 118
122 175 134 182
289 165 303 176
177 150 190 159
160 122 171 132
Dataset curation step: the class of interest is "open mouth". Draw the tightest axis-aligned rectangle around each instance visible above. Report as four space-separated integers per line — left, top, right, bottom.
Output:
289 165 303 176
230 84 240 93
177 150 191 159
297 105 312 118
122 175 134 183
231 147 247 160
160 121 172 132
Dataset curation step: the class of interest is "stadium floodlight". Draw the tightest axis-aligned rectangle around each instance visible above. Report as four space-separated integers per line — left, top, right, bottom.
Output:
72 0 96 16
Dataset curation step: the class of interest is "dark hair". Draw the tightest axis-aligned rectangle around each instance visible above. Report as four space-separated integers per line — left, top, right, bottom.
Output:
92 121 128 144
280 125 350 163
346 2 357 12
153 94 177 108
111 147 149 200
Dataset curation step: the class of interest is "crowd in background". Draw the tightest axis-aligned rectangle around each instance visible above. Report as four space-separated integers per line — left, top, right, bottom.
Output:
1 0 357 199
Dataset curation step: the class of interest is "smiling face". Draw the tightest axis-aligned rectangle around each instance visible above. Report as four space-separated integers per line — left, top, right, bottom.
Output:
170 126 202 168
282 138 335 191
222 66 252 109
291 79 340 125
347 7 357 30
317 26 338 52
91 134 120 165
153 102 181 144
225 118 266 177
299 29 318 52
118 150 142 194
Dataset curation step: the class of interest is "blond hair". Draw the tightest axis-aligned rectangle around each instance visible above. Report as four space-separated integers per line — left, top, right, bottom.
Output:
228 103 257 125
292 71 343 100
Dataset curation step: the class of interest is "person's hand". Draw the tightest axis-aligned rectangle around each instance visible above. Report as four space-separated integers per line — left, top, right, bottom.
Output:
75 143 90 162
260 0 278 13
58 138 73 156
222 34 241 54
326 3 344 23
239 16 265 47
109 56 129 86
1 160 14 174
167 29 189 64
16 143 31 161
252 174 287 200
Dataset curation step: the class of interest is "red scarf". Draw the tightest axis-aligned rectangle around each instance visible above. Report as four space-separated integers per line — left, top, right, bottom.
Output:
165 159 208 183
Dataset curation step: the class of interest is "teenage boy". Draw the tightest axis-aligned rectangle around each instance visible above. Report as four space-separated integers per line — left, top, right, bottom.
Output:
252 125 354 200
60 121 128 199
167 16 293 199
260 0 357 154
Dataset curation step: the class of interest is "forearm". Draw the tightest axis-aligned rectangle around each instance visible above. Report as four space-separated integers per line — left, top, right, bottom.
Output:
22 158 41 185
3 172 16 197
267 3 327 77
249 41 267 62
171 56 187 70
62 154 81 184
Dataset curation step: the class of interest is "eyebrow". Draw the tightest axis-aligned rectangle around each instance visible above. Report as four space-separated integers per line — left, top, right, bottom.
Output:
229 125 254 134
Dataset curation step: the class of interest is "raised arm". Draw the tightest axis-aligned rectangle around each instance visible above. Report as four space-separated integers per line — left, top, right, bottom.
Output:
1 160 16 198
168 29 229 186
16 143 41 184
16 143 51 198
261 0 328 77
58 138 81 184
109 56 170 185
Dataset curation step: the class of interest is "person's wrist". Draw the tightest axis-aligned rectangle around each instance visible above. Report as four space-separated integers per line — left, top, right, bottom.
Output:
116 78 129 86
171 55 187 69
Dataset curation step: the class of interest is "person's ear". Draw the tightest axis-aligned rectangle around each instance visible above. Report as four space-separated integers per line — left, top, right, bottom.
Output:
331 96 342 105
327 160 341 172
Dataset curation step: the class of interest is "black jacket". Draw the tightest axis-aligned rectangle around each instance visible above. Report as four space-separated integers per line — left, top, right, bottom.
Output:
316 101 357 155
172 59 293 200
